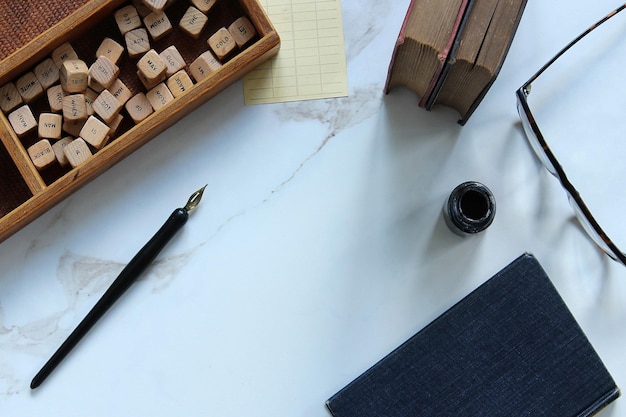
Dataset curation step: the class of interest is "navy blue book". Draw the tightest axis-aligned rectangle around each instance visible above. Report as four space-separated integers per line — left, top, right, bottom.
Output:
326 253 620 416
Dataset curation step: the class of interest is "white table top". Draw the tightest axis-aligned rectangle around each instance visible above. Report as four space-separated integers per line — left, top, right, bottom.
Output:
1 0 625 415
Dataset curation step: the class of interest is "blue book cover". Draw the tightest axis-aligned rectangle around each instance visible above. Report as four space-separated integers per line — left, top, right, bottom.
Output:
326 253 620 416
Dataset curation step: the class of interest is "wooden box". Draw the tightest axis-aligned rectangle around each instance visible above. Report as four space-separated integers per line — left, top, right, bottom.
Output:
0 0 279 243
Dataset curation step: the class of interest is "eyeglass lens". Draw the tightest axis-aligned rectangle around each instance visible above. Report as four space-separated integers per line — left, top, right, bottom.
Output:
519 6 626 259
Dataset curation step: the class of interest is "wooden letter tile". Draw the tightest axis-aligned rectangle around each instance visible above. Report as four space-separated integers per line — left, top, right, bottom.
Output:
109 79 133 105
47 84 66 113
93 89 123 124
88 77 105 93
167 70 194 98
63 119 86 137
190 0 216 14
208 28 237 60
63 138 93 168
89 56 120 89
146 83 174 111
142 0 168 12
144 11 173 41
28 139 56 171
38 113 63 139
52 136 74 167
8 105 37 137
137 49 167 85
125 93 154 123
108 113 124 135
51 42 79 68
125 28 151 58
60 59 89 93
189 50 222 82
160 45 186 76
84 88 99 116
46 85 67 113
80 115 111 150
179 6 208 39
16 72 44 103
63 94 88 122
133 0 153 17
0 82 23 113
34 58 60 89
229 17 257 48
115 5 142 35
96 37 125 64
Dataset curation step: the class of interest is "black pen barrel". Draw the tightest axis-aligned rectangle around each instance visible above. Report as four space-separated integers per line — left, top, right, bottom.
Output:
30 207 189 389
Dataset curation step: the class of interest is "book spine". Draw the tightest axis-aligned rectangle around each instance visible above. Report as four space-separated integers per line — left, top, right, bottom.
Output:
577 387 621 417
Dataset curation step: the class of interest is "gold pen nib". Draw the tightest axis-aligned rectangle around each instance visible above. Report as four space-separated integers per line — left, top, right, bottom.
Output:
184 185 207 212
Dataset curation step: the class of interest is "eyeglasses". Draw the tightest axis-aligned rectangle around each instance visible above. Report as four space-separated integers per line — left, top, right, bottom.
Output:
516 4 626 266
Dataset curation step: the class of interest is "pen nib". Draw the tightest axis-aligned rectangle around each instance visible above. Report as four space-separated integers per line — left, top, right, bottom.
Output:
184 185 207 212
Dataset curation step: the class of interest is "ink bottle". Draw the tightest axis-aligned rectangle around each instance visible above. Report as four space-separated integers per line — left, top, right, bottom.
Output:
443 181 496 236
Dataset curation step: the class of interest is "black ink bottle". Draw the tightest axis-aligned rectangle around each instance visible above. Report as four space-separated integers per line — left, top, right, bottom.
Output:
443 181 496 236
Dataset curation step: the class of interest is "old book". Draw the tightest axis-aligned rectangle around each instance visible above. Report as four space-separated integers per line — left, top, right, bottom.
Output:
326 253 620 417
384 0 470 104
385 0 526 125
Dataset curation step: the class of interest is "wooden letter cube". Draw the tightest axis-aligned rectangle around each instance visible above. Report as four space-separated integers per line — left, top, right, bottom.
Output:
167 70 194 98
84 88 99 116
142 0 169 12
60 59 89 93
89 56 120 89
80 115 111 150
160 45 186 76
34 58 60 89
0 82 23 113
109 79 133 105
63 119 86 137
229 17 257 48
137 49 167 85
51 42 78 68
125 93 154 123
146 83 174 111
28 139 56 171
63 94 88 122
189 50 222 82
108 113 124 135
16 72 44 103
132 0 153 17
8 105 37 137
38 113 63 139
208 28 237 60
115 5 142 35
63 138 93 168
96 37 125 64
47 85 66 113
125 28 151 58
93 89 123 124
190 0 216 14
144 11 173 41
52 136 74 167
179 6 208 39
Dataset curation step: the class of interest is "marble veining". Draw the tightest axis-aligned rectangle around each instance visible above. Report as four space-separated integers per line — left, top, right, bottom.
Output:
0 247 197 395
342 0 392 61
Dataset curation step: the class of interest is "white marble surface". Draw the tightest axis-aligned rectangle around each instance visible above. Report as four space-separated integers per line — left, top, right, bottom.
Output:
1 0 626 415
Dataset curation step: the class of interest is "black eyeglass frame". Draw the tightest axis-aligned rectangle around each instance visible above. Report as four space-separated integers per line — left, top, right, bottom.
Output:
515 4 626 266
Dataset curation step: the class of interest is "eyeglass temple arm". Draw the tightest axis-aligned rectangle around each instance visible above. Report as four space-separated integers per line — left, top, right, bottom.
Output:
523 4 626 89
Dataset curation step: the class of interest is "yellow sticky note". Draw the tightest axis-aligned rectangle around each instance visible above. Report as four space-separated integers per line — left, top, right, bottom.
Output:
243 0 349 104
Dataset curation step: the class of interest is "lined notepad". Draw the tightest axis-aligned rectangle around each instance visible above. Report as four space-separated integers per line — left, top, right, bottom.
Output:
243 0 349 104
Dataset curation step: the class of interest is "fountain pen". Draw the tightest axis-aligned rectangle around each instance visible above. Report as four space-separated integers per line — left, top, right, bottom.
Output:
31 185 207 389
